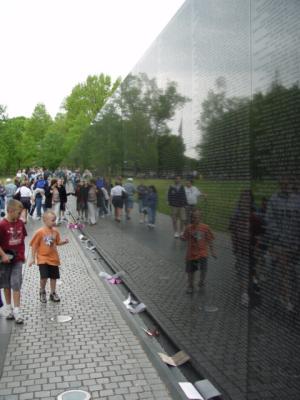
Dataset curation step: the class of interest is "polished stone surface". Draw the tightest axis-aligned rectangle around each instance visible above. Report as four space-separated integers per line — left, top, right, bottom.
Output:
72 1 300 399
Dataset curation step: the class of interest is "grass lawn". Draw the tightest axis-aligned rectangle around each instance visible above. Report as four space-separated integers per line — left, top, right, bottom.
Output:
133 178 278 232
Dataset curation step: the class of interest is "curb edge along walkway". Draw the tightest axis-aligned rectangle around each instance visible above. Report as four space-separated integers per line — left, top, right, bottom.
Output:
0 223 173 400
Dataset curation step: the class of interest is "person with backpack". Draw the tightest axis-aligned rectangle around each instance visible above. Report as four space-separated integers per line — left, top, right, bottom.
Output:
32 175 48 219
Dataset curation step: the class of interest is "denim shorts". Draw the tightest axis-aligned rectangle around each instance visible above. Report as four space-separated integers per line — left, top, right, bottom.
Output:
0 261 23 290
125 197 134 209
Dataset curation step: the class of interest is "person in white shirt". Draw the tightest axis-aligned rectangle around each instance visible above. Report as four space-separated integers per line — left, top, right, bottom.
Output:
184 179 206 224
110 179 127 222
15 182 32 223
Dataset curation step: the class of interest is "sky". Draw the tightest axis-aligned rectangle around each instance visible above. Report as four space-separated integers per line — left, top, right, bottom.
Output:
0 0 185 118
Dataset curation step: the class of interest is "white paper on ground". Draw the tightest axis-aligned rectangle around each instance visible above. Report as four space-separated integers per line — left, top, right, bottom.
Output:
194 379 222 399
78 234 88 241
123 293 146 313
101 271 126 280
178 382 204 400
123 293 138 307
99 271 112 279
128 303 146 314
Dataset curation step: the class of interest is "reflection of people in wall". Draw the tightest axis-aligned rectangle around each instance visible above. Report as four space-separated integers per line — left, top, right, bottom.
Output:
123 178 136 220
229 189 263 306
145 185 158 229
265 176 300 312
184 179 207 224
136 182 148 224
167 176 187 238
182 209 216 294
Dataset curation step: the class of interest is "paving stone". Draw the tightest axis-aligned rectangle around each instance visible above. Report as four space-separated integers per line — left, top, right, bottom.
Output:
0 219 172 399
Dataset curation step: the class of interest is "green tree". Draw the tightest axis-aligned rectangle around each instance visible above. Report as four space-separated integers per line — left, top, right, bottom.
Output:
62 73 121 154
22 103 53 165
0 114 26 173
0 105 8 121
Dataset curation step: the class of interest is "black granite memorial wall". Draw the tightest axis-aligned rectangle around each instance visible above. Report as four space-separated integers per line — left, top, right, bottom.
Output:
68 1 300 399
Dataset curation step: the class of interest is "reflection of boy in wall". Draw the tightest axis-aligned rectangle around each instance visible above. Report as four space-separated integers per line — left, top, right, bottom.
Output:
168 176 187 238
182 209 215 294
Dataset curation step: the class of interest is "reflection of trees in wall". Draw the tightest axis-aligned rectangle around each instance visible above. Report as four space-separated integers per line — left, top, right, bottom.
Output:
251 82 300 178
158 134 185 176
72 73 189 175
198 78 300 179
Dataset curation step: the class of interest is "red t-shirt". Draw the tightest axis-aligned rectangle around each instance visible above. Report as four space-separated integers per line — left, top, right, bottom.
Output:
182 223 214 260
0 218 27 262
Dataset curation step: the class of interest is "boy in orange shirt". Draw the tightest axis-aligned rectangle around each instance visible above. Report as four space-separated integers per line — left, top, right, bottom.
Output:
182 209 216 294
29 210 69 303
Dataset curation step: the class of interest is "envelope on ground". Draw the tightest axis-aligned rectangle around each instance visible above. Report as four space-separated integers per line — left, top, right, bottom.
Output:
158 350 190 366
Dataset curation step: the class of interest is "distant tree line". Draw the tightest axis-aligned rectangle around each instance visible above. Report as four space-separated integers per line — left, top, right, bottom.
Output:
0 72 193 177
0 74 120 173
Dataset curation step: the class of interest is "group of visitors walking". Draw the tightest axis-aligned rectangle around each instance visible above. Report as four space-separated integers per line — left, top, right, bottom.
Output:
0 166 212 325
0 174 68 224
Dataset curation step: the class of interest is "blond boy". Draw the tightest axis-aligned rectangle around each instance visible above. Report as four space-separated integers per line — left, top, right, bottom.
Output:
29 211 68 303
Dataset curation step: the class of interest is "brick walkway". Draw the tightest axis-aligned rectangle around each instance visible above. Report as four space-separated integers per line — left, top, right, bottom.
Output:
0 221 173 400
80 202 300 400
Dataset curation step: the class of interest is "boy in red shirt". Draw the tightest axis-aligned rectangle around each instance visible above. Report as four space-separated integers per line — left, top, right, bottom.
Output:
182 209 216 293
0 199 27 324
29 210 69 303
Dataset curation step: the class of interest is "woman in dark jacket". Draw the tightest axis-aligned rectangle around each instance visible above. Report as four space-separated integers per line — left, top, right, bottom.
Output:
75 180 89 221
57 179 68 221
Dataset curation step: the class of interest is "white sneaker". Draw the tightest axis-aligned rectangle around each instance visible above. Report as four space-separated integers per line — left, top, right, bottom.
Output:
4 305 14 320
174 232 180 238
13 308 24 324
